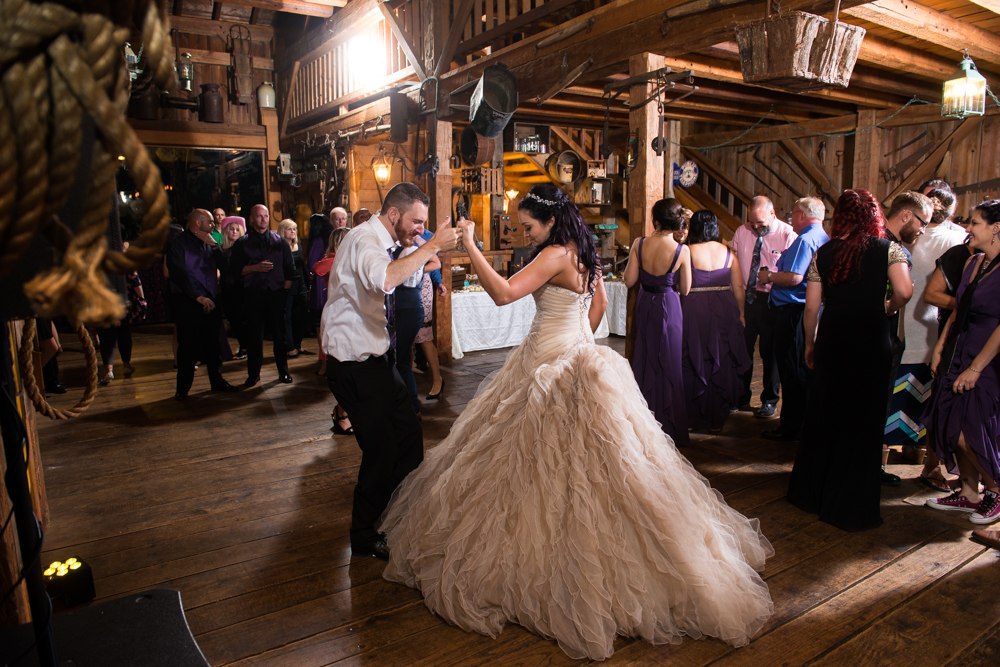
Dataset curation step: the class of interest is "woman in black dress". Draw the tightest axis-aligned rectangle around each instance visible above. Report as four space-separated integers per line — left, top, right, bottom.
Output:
788 189 913 531
279 219 309 357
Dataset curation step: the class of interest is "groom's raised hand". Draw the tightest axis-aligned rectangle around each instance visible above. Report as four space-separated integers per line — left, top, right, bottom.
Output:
430 217 458 253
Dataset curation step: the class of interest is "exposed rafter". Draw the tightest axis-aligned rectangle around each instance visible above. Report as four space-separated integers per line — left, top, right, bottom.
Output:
845 0 1000 71
217 0 343 17
437 0 875 119
378 2 426 81
275 0 379 71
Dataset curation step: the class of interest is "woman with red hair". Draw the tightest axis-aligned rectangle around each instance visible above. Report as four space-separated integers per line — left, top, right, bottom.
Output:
788 189 913 531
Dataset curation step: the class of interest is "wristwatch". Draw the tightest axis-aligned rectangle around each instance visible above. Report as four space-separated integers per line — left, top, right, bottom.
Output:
767 270 773 283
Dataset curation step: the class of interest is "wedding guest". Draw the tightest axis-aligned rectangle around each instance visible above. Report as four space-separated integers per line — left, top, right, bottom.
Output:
314 227 352 433
681 210 749 432
889 190 965 491
321 182 457 559
625 198 692 446
230 204 294 387
416 228 447 400
881 191 933 485
919 180 965 232
788 189 912 531
731 196 796 417
757 197 829 441
353 208 372 227
278 219 309 358
924 200 1000 526
166 209 239 400
307 212 335 332
220 217 248 359
395 237 442 417
331 206 349 229
210 207 227 244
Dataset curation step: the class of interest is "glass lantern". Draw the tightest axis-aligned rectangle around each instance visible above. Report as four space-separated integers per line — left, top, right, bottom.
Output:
942 53 986 119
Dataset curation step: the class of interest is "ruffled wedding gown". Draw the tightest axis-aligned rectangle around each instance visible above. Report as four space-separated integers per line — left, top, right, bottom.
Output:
380 284 774 660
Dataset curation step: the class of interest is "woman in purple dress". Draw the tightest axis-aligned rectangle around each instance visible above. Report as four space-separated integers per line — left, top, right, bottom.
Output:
625 198 692 447
682 211 750 432
924 200 1000 526
307 212 335 328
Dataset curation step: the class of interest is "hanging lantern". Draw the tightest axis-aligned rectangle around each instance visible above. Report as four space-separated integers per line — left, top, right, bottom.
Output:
942 51 987 119
176 52 194 92
372 145 392 187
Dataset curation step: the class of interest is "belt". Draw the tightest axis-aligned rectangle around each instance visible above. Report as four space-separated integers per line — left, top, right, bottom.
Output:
640 284 675 294
330 353 391 367
968 314 1000 327
689 286 731 293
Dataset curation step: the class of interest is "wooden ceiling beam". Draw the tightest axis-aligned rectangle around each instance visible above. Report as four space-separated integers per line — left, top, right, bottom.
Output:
967 0 1000 13
213 0 342 18
845 0 1000 71
654 53 904 108
437 0 876 117
697 41 943 101
274 0 379 71
378 2 426 81
167 14 274 41
453 0 581 59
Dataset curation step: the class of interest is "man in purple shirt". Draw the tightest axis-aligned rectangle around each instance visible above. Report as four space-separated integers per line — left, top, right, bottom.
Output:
230 204 295 387
730 197 797 418
166 208 239 400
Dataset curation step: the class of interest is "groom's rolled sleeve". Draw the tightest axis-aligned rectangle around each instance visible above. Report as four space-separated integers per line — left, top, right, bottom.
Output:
356 243 392 295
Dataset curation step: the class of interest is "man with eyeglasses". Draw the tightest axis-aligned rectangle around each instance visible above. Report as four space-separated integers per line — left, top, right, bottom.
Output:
881 192 935 486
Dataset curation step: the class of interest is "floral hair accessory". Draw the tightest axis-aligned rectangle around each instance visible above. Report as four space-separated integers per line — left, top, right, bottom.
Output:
525 192 558 206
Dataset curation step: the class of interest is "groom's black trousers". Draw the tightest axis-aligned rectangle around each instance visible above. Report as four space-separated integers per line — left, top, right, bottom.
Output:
326 353 423 543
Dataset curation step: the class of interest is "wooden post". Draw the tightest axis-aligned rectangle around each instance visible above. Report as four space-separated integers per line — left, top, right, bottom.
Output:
348 147 361 214
625 52 664 361
431 120 454 364
850 109 881 195
664 119 681 198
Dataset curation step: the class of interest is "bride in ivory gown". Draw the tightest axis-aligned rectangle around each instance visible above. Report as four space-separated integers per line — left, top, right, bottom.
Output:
379 184 774 661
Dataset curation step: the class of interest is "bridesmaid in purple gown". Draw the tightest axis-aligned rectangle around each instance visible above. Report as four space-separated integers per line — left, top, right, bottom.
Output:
682 211 751 432
625 198 692 447
924 200 1000 526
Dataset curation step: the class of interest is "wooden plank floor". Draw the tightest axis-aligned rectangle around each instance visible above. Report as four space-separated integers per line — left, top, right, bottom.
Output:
35 325 1000 666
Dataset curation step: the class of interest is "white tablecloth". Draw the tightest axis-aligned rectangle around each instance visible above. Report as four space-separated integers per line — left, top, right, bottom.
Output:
452 290 608 359
605 281 627 336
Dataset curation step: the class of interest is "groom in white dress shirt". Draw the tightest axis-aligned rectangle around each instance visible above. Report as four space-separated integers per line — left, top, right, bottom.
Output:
322 182 457 560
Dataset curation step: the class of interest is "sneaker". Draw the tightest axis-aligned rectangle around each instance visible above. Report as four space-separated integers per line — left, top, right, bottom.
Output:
971 491 1000 525
926 491 979 513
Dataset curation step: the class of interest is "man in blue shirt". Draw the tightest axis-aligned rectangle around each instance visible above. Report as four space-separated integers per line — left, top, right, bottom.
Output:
757 197 830 441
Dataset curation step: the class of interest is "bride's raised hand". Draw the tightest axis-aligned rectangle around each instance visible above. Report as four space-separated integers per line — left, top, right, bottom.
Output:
457 218 476 246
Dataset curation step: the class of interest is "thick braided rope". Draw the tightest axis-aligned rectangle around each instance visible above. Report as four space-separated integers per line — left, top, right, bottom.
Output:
17 319 98 420
0 56 48 268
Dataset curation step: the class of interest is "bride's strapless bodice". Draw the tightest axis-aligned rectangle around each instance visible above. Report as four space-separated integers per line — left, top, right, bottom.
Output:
527 284 595 362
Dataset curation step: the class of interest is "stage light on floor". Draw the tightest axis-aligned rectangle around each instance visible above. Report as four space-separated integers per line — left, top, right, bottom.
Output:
44 557 96 608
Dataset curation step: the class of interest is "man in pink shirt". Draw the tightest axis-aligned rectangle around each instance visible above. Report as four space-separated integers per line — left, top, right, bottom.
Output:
730 197 797 417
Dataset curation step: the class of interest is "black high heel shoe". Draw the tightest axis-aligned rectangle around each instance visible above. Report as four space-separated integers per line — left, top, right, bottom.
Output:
333 413 355 435
425 378 445 401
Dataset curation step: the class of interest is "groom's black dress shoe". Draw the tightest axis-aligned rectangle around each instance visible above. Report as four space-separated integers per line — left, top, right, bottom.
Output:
351 535 390 561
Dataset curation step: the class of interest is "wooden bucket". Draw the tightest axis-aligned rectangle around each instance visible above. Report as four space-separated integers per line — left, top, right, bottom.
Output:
734 3 865 92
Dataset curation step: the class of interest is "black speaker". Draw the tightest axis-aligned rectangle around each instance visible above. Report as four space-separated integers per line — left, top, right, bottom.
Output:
389 90 408 143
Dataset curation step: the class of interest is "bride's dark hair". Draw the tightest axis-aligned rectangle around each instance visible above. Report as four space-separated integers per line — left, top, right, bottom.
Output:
518 183 601 293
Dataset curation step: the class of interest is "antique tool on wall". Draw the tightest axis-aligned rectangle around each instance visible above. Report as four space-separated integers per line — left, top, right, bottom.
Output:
882 139 940 182
955 177 1000 196
752 146 804 197
883 130 927 158
228 24 254 104
773 153 809 186
739 165 781 197
818 140 827 165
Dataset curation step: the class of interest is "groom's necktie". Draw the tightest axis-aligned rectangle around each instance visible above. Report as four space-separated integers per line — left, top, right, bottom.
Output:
745 235 764 305
385 246 401 365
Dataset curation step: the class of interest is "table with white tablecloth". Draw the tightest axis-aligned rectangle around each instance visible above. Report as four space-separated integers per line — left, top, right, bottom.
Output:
605 281 627 336
451 290 609 359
